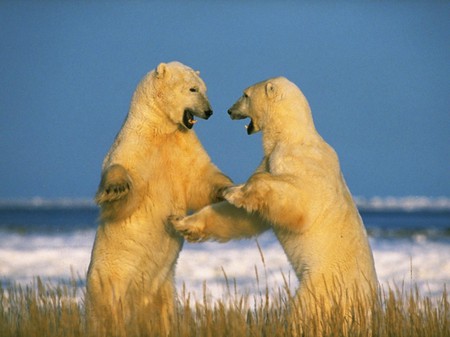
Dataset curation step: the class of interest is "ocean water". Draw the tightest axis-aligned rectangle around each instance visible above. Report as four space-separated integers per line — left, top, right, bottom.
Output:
0 198 449 300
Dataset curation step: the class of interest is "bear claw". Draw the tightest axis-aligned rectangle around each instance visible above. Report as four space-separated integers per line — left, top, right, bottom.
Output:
95 164 132 204
169 215 206 243
223 185 246 208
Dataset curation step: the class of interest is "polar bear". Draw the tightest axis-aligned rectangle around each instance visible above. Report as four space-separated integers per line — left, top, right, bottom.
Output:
85 61 232 334
171 77 378 321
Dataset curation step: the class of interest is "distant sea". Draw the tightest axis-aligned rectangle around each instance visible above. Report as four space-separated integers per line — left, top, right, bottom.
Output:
0 197 449 300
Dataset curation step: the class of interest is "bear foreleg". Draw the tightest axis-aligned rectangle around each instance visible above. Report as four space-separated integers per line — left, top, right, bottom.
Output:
223 172 303 229
170 201 269 242
95 164 139 221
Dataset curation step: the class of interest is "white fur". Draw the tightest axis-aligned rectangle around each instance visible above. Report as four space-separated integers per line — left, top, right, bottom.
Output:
85 62 231 334
172 77 378 319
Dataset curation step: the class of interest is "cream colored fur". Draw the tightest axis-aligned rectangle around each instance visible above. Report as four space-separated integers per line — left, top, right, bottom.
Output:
171 77 378 319
86 62 231 334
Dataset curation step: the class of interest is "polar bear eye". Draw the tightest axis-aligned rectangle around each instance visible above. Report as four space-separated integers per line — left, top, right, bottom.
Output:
243 93 249 98
190 87 198 93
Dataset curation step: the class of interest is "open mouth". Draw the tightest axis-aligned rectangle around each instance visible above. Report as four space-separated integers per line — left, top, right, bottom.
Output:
183 109 197 129
228 109 256 135
245 119 255 135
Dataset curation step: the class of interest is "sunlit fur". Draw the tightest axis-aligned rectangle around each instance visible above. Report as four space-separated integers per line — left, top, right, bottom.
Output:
86 62 231 334
172 77 378 329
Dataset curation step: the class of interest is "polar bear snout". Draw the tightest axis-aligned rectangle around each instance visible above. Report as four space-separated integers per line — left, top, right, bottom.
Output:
227 108 246 120
204 109 213 119
191 107 213 120
183 108 213 129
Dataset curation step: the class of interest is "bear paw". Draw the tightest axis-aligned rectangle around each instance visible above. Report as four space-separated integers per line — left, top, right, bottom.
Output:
224 183 265 213
168 215 207 243
95 164 132 205
222 184 255 213
223 184 245 207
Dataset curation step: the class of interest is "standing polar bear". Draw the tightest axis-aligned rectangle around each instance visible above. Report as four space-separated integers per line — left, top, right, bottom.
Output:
172 77 378 320
86 61 232 334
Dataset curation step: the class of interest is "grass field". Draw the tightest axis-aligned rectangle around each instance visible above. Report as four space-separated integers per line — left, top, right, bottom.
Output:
0 276 448 337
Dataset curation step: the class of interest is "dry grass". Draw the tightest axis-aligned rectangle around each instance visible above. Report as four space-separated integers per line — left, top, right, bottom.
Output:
0 275 448 337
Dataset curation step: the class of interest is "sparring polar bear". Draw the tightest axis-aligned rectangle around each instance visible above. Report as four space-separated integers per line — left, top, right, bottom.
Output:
86 62 232 334
172 77 378 320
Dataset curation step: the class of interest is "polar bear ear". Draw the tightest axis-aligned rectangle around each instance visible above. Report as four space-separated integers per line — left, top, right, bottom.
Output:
156 63 167 79
265 82 277 99
195 70 200 75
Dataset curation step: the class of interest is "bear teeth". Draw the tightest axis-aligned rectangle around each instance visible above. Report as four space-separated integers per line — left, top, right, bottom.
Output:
183 109 196 129
246 119 255 135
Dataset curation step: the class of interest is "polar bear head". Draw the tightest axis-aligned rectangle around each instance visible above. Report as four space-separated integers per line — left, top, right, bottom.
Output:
228 77 311 135
136 61 213 130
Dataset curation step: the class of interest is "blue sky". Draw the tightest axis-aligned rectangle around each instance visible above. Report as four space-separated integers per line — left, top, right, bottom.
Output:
0 1 449 199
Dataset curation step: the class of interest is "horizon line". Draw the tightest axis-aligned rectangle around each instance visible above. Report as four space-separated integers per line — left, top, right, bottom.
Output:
0 196 449 212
